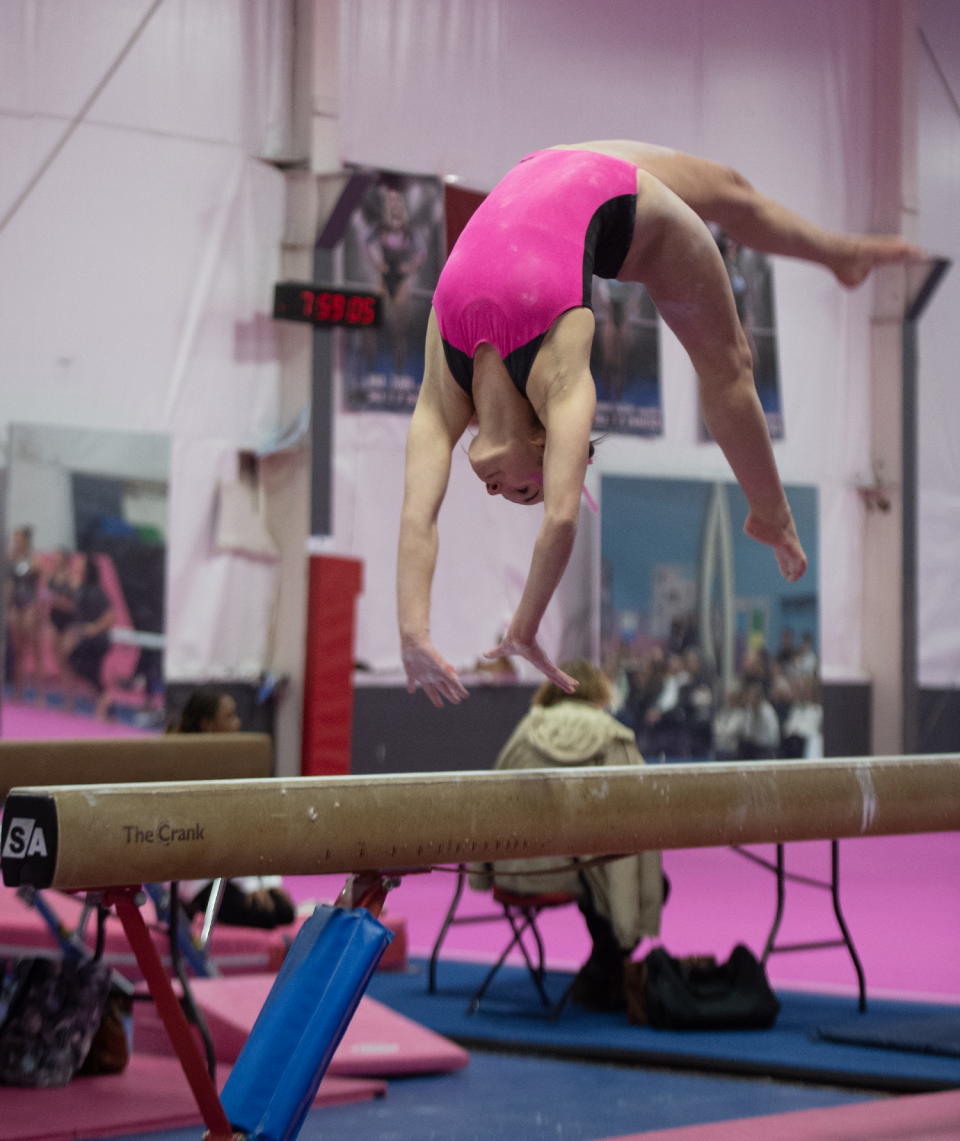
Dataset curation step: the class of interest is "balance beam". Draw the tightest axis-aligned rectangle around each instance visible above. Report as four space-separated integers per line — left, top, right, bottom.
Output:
4 754 959 891
0 733 273 802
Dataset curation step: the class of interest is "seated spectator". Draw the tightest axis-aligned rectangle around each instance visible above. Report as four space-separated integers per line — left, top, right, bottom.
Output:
622 652 665 746
644 652 690 757
791 633 819 679
469 659 664 1012
781 676 824 759
768 662 794 731
713 685 746 761
680 648 715 758
776 627 796 673
736 680 781 760
173 687 296 929
740 646 772 695
63 553 114 720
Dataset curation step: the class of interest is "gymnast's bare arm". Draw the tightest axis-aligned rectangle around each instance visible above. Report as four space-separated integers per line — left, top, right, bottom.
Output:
397 310 473 707
625 169 806 580
483 311 597 692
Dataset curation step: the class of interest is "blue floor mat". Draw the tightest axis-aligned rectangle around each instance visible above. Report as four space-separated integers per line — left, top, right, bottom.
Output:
366 958 960 1091
102 1053 875 1141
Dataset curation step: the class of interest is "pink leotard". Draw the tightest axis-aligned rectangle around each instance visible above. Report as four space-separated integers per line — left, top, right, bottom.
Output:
433 148 638 396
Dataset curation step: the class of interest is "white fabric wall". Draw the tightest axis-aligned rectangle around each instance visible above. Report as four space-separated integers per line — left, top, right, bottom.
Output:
335 0 879 679
917 0 960 687
0 1 290 680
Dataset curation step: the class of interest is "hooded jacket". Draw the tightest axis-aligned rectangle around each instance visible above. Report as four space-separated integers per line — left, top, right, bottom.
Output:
469 702 662 949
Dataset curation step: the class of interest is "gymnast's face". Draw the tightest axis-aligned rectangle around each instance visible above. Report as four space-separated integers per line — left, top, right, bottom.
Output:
468 438 545 505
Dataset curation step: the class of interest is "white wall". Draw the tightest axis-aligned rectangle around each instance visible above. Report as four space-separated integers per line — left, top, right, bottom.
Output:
917 0 960 686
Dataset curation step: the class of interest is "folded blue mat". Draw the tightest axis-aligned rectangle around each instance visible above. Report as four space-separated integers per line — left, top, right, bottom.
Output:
817 1012 960 1058
221 905 393 1141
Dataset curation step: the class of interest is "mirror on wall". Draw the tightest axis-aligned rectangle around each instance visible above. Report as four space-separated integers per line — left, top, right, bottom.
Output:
4 423 170 729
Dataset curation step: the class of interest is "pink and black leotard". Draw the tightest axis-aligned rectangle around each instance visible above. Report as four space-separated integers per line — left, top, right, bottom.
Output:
433 148 638 397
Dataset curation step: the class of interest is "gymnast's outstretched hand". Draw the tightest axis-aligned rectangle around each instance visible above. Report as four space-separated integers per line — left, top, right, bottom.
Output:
744 509 807 584
483 628 579 694
402 636 470 708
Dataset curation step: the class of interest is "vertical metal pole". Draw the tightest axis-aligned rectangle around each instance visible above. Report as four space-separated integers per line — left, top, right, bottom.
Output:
901 317 919 755
310 247 335 537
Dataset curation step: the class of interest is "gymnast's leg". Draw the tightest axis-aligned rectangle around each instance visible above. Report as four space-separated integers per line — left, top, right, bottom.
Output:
627 143 924 288
566 140 924 287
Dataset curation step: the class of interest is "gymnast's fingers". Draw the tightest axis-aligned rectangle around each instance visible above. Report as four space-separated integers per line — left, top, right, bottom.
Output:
422 682 444 709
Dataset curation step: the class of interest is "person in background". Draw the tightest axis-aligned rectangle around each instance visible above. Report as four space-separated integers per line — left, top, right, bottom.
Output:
781 675 824 759
712 683 746 761
173 687 295 929
46 547 77 705
644 652 690 757
63 553 114 720
791 633 819 679
680 648 715 759
469 659 664 1012
776 627 796 673
768 661 794 734
5 526 45 703
736 679 781 760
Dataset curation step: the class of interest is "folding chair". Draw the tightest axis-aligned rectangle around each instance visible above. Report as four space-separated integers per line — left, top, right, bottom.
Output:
428 867 579 1019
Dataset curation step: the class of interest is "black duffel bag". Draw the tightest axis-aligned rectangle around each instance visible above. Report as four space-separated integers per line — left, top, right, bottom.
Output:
626 944 780 1031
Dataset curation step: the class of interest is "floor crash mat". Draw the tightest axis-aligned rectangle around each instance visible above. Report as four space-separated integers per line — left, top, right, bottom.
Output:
603 1087 960 1141
817 1012 960 1059
367 958 960 1091
133 973 469 1076
0 1054 385 1141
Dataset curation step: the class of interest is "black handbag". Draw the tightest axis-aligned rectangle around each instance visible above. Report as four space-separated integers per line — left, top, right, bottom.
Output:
628 945 780 1031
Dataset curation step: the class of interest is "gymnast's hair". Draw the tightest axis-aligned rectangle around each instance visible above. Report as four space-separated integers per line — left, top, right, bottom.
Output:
532 658 611 709
171 687 227 734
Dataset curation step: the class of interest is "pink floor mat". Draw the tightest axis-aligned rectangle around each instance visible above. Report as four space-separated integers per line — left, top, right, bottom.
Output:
0 1054 385 1141
284 831 960 1002
600 1088 960 1141
0 887 288 980
134 973 469 1076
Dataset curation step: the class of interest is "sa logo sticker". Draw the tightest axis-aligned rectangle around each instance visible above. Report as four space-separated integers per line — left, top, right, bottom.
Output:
1 818 48 859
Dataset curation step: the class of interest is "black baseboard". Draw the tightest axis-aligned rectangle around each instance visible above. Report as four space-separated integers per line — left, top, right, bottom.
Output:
918 688 960 754
351 683 539 775
822 682 872 757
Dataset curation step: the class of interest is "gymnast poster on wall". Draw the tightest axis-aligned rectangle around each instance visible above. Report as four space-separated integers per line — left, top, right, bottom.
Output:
699 229 784 440
339 172 445 412
589 278 663 436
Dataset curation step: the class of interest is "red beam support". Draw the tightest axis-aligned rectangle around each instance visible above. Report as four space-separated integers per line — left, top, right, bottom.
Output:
104 887 234 1141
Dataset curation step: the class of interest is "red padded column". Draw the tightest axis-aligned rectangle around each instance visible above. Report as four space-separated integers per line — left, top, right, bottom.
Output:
301 555 364 776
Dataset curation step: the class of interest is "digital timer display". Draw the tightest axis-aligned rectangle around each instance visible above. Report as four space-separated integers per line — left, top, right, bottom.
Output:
273 281 381 328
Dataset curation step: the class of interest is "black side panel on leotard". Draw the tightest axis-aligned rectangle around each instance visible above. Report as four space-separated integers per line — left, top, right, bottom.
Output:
443 333 547 399
441 339 475 396
582 193 638 305
504 334 547 396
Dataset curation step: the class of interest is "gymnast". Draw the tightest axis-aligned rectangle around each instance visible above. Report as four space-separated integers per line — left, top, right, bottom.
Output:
397 140 924 707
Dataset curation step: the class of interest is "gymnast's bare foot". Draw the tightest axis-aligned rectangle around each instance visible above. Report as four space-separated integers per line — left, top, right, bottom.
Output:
831 236 927 288
744 510 807 584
